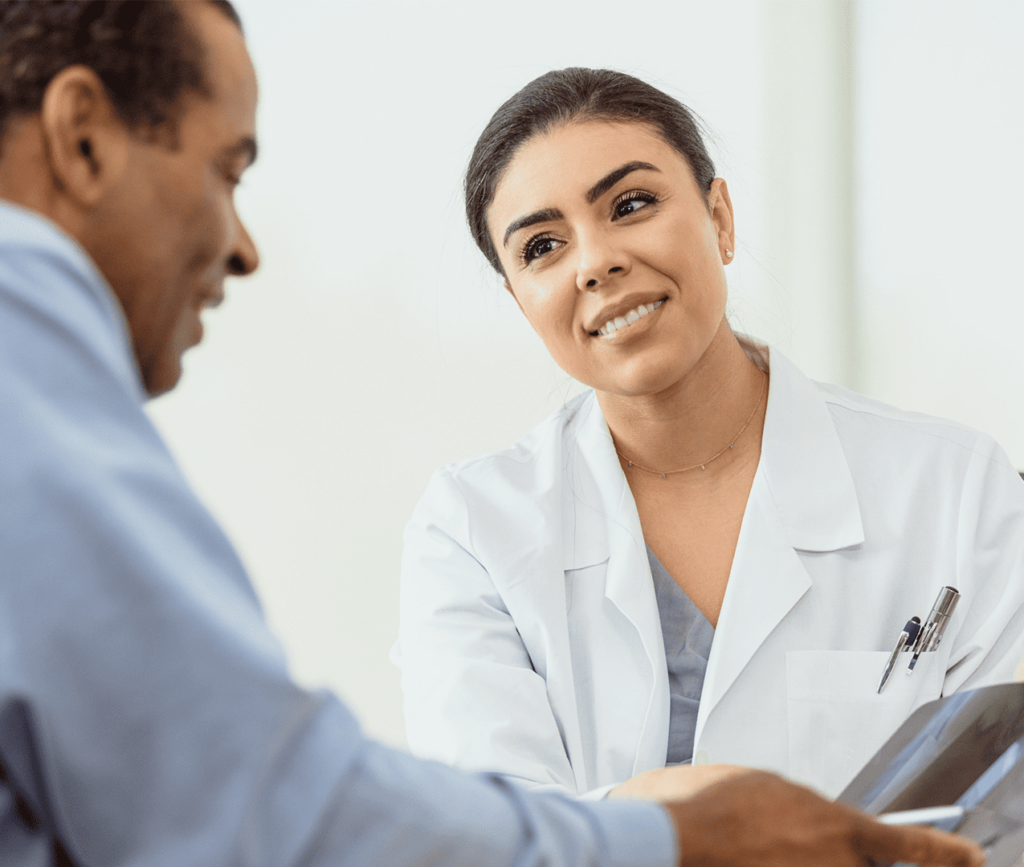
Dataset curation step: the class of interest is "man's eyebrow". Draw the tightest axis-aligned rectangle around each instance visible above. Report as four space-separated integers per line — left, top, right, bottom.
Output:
585 161 660 204
502 208 563 249
225 135 258 168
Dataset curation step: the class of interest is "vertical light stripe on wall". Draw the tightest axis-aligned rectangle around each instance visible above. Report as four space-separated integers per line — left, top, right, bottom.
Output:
761 0 859 389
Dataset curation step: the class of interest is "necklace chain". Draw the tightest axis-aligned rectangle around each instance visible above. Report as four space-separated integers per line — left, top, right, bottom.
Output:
615 370 767 479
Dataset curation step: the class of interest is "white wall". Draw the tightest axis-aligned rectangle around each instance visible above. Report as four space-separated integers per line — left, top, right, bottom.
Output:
856 0 1024 456
147 0 1024 748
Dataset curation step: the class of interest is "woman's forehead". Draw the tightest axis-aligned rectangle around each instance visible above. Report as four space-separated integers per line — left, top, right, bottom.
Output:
490 120 691 216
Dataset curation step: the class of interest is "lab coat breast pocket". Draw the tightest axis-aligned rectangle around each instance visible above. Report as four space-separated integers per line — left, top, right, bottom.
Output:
785 649 944 796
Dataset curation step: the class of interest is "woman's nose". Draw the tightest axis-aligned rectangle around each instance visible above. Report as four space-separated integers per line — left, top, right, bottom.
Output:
575 231 630 292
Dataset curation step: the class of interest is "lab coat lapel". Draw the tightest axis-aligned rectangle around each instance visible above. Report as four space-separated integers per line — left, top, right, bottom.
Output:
564 397 650 627
759 349 865 553
693 346 865 746
693 470 812 746
562 394 670 777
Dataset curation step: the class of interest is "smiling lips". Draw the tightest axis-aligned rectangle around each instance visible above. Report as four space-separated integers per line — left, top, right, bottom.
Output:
594 299 664 337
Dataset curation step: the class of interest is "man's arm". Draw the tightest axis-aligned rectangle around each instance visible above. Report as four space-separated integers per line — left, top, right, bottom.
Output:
0 221 678 867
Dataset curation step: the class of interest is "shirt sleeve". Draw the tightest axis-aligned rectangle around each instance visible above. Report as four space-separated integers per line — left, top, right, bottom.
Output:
304 739 676 867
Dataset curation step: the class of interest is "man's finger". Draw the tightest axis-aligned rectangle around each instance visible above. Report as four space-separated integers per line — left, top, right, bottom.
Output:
855 815 986 867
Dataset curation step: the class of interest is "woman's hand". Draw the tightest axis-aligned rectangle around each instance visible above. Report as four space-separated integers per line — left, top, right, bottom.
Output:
608 763 747 801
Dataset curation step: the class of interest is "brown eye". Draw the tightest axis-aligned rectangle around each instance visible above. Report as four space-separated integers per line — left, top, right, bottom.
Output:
523 234 560 264
612 191 657 220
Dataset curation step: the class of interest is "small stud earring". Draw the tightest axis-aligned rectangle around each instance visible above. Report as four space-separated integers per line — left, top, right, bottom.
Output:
725 249 733 258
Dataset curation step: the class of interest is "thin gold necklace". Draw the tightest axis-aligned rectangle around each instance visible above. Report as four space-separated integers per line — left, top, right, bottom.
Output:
615 369 767 478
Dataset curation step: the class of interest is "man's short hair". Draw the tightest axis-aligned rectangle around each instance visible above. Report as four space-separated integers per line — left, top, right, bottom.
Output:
0 0 241 148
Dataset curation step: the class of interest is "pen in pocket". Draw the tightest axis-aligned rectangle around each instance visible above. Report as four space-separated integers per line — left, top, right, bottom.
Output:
877 586 960 692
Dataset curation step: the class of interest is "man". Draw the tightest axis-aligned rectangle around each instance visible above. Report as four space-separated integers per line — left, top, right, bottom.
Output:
0 2 985 865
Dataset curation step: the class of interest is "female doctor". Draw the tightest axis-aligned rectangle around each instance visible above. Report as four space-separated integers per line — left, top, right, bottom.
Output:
392 68 1024 801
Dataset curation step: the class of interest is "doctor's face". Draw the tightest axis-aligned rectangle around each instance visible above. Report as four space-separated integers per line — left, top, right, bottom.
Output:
489 120 735 399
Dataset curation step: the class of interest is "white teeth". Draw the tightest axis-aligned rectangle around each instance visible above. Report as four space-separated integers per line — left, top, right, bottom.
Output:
597 300 664 336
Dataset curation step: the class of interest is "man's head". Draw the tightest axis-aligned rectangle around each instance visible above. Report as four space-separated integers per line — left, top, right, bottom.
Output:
0 0 259 395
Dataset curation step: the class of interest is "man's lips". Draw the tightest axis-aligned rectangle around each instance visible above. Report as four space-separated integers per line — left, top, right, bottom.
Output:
203 291 225 310
186 292 223 347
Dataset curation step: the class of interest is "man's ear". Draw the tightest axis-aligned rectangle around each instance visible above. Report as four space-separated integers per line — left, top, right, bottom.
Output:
503 278 527 316
39 65 128 207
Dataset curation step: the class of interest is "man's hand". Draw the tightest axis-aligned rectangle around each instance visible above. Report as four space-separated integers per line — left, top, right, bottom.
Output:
662 770 985 867
609 763 747 801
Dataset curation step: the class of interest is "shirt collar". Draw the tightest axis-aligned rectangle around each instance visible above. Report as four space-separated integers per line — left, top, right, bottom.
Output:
0 199 144 400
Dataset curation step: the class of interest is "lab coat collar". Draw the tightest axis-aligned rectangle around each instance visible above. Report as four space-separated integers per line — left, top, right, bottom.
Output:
693 341 866 745
561 339 865 568
561 388 669 777
758 344 865 553
560 394 619 571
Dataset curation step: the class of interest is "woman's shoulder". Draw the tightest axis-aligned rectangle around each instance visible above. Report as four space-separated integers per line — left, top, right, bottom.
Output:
434 389 598 485
410 389 603 528
766 343 1018 498
407 390 600 561
815 379 1000 453
809 377 1018 494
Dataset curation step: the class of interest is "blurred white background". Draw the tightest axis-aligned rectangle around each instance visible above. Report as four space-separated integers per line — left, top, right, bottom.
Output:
147 0 1024 747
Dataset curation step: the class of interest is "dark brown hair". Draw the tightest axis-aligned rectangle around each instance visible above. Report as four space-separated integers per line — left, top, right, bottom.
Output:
0 0 242 147
465 67 716 275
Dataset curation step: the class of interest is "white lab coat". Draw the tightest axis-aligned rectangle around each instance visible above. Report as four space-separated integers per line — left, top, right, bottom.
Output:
394 342 1024 799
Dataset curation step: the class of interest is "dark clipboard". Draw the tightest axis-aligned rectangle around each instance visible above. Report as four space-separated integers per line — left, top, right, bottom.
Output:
837 682 1024 867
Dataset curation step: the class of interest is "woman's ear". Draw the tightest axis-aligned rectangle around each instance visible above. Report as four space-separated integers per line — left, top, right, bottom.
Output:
39 65 128 208
707 177 736 263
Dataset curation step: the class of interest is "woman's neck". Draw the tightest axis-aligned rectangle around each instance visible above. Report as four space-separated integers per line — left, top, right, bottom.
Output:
596 322 768 480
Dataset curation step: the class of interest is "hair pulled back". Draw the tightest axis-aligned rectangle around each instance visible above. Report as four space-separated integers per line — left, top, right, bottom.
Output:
464 67 716 275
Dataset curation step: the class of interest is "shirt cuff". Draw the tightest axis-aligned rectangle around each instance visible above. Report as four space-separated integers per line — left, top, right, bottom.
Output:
579 782 617 800
580 798 678 867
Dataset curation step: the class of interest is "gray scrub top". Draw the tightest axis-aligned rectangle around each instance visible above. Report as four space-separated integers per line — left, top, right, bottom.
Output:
647 545 715 765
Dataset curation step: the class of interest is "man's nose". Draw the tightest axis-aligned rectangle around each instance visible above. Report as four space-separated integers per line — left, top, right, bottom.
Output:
227 215 259 277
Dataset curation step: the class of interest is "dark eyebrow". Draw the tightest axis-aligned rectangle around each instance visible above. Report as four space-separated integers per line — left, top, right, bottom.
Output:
502 207 563 249
225 135 258 168
585 161 660 204
501 161 660 250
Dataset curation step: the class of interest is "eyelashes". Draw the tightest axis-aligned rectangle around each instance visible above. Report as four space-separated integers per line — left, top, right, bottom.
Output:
612 189 658 218
520 233 560 264
517 189 660 265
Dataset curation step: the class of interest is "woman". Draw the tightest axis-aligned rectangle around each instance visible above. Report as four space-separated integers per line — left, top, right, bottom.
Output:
392 68 1024 801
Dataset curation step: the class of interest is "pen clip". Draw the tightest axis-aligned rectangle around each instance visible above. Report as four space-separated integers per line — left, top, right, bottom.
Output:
924 586 960 653
907 586 960 672
878 617 921 693
901 617 922 651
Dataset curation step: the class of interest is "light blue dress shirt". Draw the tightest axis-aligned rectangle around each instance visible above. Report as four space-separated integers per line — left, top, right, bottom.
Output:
648 547 715 766
0 201 676 867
